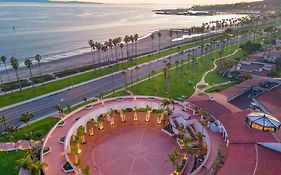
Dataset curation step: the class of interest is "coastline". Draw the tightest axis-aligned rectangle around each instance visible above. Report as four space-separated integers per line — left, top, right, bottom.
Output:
0 28 214 83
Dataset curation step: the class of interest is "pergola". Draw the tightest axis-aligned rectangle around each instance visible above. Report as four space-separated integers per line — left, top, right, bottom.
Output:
246 112 281 132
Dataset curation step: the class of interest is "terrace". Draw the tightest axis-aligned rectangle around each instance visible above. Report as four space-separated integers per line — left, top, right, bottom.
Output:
41 96 212 175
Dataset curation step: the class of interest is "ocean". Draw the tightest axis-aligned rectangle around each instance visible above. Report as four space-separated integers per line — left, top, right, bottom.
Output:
0 2 244 64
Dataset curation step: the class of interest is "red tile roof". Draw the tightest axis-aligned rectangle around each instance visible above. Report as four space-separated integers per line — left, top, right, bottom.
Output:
256 145 281 175
216 109 277 143
189 99 232 117
217 144 257 175
221 77 269 99
218 144 281 175
255 85 281 118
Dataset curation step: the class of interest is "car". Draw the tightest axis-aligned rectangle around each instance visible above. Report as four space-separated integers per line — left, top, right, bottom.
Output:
249 102 260 110
84 104 93 110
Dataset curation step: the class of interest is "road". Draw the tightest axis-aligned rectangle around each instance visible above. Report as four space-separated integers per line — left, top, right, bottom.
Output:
0 34 251 130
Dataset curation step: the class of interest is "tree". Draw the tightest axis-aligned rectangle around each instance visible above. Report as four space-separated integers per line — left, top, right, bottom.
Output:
135 65 140 85
124 35 130 57
25 59 35 92
82 166 90 175
1 56 10 82
158 32 162 54
0 115 8 152
10 57 22 90
0 115 7 130
34 55 43 85
54 104 64 118
20 112 34 136
167 149 181 173
151 33 155 53
134 34 139 57
121 69 128 89
88 40 95 65
119 43 124 60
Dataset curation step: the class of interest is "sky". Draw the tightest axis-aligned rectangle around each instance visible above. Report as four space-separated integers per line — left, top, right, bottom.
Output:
55 0 262 5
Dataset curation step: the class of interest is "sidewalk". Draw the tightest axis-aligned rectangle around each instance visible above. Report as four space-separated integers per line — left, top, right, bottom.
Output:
0 140 41 152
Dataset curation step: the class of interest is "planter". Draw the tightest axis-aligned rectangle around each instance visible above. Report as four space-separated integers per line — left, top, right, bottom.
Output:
57 121 66 127
43 146 51 155
62 162 74 173
59 136 65 144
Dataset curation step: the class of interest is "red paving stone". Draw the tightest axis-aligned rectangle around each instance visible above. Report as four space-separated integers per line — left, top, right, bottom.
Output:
77 112 180 175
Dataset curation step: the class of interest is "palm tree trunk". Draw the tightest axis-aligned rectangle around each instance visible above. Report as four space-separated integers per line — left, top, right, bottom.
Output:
4 64 10 82
15 70 22 90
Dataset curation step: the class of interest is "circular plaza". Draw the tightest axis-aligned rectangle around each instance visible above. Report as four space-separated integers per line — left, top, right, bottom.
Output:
41 96 210 175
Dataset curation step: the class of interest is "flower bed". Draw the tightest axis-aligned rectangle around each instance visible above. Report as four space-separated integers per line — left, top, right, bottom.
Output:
43 146 51 155
63 162 74 173
58 121 66 127
59 136 65 144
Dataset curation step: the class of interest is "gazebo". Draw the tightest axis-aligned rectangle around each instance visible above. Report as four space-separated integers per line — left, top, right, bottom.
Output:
246 112 281 132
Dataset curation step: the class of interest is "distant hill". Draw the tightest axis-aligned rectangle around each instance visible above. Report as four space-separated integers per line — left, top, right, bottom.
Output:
0 0 102 4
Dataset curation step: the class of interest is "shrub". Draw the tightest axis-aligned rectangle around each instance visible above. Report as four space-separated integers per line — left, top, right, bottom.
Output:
30 74 55 84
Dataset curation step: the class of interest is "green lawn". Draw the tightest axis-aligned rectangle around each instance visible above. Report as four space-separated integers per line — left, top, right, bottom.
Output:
205 50 245 85
117 45 241 99
0 116 60 142
205 81 240 93
0 39 212 108
0 150 29 175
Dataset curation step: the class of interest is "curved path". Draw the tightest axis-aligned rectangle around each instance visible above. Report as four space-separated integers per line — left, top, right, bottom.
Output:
193 49 240 96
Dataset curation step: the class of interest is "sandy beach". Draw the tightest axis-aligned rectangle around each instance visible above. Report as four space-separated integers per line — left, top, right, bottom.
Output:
0 29 219 83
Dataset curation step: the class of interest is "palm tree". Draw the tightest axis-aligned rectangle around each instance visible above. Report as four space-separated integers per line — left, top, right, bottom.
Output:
119 43 124 60
135 65 140 85
157 32 162 54
129 35 135 57
124 35 130 58
121 69 128 89
1 56 10 82
54 103 64 118
0 115 8 152
167 149 181 173
150 33 155 53
134 34 139 57
88 40 95 65
109 65 115 93
87 119 97 136
6 126 19 151
30 160 47 175
25 59 34 88
169 30 173 47
95 42 102 64
0 115 7 130
34 55 43 84
20 112 34 135
10 57 22 90
129 58 134 83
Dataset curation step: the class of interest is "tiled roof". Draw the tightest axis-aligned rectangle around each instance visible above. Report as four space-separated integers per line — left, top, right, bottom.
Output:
218 144 281 175
221 77 269 99
189 99 232 117
255 85 281 118
255 145 281 175
216 109 277 143
217 144 257 175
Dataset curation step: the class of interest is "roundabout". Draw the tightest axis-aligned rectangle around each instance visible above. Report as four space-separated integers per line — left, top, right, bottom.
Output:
41 96 210 175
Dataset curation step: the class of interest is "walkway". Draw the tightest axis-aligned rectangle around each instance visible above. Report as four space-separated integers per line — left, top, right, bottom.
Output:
193 49 240 97
0 140 41 152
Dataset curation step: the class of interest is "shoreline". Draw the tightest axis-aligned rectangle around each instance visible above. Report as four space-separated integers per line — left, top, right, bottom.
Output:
0 28 213 83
